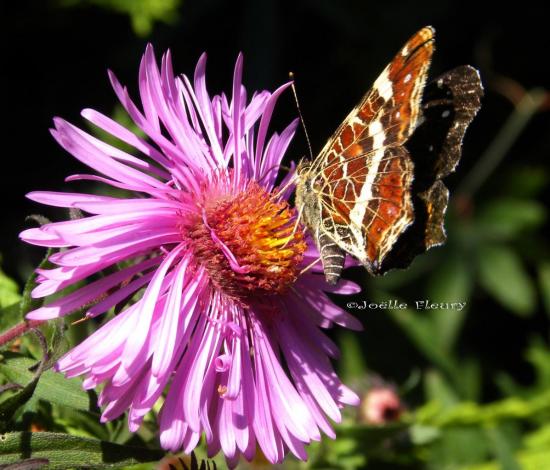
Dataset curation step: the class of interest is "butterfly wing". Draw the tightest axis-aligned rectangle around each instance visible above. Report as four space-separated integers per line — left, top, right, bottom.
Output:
378 65 483 272
309 27 435 274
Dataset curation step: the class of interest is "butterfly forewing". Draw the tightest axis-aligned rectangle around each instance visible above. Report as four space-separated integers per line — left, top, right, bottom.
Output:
304 27 435 274
313 26 434 175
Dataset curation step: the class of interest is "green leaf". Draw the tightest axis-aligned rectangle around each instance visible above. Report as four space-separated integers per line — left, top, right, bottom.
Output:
0 371 40 431
456 358 482 402
54 407 111 441
338 330 367 382
60 0 182 37
0 262 21 309
427 253 472 351
0 332 50 428
424 370 459 409
478 244 536 316
524 423 550 451
486 426 522 470
428 427 489 468
500 166 548 198
476 198 546 240
0 355 92 413
0 432 165 468
319 422 408 467
538 262 550 317
368 249 438 290
515 449 550 470
416 389 550 428
20 248 54 318
464 449 550 470
525 339 550 391
0 303 23 335
384 302 457 377
409 424 440 445
42 318 70 370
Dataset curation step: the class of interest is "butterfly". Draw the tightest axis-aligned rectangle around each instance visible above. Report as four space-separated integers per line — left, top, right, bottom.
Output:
295 26 483 285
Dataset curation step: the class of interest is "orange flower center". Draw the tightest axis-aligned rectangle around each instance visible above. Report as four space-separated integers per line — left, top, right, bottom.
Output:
186 182 306 302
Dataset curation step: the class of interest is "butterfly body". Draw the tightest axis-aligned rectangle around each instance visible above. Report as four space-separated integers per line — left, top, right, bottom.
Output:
295 160 348 284
295 26 483 284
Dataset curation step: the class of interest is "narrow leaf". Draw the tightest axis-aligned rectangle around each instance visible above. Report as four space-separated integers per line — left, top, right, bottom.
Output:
538 262 550 318
486 426 522 470
0 355 92 413
478 244 536 316
20 247 53 318
0 432 164 468
427 253 472 351
0 372 39 431
424 369 459 409
476 198 546 240
338 330 367 382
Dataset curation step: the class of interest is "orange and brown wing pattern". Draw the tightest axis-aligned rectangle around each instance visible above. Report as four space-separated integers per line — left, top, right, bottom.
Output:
309 27 435 272
312 26 434 175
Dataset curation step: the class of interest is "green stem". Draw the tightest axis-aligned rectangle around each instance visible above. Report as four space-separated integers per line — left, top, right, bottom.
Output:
457 88 547 198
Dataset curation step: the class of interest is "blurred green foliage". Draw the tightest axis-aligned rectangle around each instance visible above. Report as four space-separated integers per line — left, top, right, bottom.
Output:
0 258 22 309
58 0 182 36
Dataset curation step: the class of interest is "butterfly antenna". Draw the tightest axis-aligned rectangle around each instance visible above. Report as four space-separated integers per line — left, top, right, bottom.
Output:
257 163 292 186
272 171 299 200
289 72 314 161
281 201 305 249
300 256 322 276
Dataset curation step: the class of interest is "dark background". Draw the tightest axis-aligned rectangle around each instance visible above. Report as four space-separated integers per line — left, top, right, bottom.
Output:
3 1 549 259
2 0 550 407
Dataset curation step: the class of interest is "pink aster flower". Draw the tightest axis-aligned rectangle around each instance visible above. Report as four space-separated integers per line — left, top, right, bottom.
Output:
20 46 361 466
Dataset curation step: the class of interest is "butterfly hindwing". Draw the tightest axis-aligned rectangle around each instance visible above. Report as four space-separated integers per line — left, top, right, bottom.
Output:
378 65 483 272
413 65 484 183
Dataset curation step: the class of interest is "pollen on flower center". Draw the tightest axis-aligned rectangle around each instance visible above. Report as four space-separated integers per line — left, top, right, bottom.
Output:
186 181 306 302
